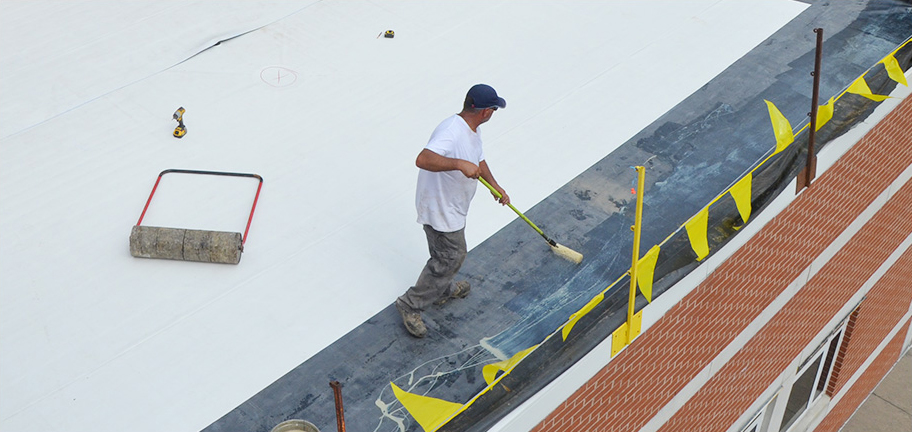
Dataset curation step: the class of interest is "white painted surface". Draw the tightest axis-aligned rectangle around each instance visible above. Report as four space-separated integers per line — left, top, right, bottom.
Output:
0 0 316 139
0 1 805 431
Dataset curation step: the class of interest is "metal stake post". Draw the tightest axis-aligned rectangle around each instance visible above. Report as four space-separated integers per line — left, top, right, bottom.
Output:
613 166 646 356
330 381 346 432
798 28 823 192
627 166 646 344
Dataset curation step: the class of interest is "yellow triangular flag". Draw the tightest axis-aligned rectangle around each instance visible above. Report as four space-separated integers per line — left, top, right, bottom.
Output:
391 382 463 432
685 208 710 261
562 294 603 341
729 173 752 224
816 97 834 131
482 345 538 384
881 55 908 87
765 100 794 155
847 76 890 102
636 245 660 302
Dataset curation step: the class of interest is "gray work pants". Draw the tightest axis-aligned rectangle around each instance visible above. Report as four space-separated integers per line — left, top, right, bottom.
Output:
399 225 467 311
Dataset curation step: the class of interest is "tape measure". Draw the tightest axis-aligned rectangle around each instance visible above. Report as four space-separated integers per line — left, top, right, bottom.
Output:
384 30 395 38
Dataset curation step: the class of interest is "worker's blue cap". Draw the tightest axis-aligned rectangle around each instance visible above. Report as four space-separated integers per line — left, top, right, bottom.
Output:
467 84 506 109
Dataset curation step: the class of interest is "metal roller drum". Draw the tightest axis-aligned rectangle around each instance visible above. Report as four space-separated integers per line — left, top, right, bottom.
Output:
130 225 243 264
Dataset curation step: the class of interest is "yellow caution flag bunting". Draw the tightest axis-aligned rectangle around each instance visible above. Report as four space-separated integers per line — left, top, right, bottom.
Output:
847 76 890 101
562 294 603 341
391 382 463 432
636 245 660 302
685 208 710 261
482 345 538 385
764 100 794 155
881 55 908 87
729 173 753 225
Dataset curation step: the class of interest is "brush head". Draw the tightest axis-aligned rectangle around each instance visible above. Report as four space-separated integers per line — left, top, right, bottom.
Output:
551 243 583 264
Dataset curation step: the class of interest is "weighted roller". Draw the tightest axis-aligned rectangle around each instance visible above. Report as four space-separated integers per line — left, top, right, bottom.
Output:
130 169 263 265
130 226 243 264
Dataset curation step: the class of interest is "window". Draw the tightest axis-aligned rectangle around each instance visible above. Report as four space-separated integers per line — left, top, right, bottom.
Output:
743 412 762 432
740 394 778 432
780 355 822 431
735 302 860 432
778 327 846 432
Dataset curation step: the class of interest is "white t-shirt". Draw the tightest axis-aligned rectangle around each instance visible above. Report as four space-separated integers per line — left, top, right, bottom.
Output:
415 115 485 232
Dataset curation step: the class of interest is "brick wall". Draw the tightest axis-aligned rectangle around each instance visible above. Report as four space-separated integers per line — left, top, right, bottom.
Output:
531 95 912 432
658 246 911 432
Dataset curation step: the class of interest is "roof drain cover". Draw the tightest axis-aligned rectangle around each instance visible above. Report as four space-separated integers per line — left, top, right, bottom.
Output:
270 419 320 432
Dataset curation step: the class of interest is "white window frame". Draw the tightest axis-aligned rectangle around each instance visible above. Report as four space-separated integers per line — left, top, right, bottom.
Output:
741 408 764 432
739 394 778 432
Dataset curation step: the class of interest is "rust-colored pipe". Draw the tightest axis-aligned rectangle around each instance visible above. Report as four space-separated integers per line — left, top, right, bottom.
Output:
800 27 824 192
329 381 346 432
807 27 824 182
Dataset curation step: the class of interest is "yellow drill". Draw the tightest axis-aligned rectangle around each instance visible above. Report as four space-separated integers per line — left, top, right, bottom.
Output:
173 107 186 138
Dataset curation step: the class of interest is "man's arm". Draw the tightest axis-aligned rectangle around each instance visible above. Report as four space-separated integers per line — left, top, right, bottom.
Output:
479 160 510 205
416 148 481 179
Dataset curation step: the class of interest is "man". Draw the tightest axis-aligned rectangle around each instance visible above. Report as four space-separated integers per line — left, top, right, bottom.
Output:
396 84 510 338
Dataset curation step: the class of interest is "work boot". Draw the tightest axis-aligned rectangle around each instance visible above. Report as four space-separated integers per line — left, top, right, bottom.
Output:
434 280 471 305
396 299 427 338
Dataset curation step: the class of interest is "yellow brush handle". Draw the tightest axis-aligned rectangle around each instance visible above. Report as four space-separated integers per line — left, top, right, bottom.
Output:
478 177 549 240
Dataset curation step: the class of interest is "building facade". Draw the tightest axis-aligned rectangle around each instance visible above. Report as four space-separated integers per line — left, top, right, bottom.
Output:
531 88 912 432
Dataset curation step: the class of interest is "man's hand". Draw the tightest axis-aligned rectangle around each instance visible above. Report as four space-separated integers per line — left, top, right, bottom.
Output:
457 160 481 179
493 187 510 205
477 160 509 205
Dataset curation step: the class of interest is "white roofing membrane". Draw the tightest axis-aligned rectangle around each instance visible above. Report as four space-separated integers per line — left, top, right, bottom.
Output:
0 1 806 431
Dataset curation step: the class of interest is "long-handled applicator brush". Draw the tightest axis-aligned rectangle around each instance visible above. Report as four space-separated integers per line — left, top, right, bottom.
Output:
479 178 583 264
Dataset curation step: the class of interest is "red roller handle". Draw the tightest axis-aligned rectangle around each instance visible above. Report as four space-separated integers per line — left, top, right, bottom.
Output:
135 169 264 245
